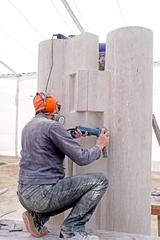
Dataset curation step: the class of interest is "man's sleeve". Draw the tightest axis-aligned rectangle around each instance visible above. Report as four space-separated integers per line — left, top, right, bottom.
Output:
49 122 101 166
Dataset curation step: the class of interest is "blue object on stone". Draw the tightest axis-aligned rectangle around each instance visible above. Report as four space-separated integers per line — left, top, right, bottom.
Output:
99 43 106 53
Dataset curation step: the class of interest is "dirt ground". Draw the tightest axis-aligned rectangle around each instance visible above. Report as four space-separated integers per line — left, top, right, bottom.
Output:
0 156 25 221
0 155 159 236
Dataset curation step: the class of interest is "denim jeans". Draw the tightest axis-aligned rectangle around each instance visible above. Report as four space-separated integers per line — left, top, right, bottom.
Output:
17 172 108 234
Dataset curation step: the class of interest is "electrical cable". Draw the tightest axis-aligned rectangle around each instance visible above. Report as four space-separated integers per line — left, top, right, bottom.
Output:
45 33 69 93
45 34 54 93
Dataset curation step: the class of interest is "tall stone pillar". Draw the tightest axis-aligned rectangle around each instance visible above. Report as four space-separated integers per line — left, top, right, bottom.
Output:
37 27 153 235
104 27 153 234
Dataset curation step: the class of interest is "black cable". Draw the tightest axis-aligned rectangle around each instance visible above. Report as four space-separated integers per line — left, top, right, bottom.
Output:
45 34 68 93
67 128 77 138
45 34 54 93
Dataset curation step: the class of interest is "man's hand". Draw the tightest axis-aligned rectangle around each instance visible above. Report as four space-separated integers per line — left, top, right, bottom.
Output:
96 128 110 150
74 128 88 139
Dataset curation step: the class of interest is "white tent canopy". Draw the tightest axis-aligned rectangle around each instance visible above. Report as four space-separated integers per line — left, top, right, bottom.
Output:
0 0 160 73
0 0 159 161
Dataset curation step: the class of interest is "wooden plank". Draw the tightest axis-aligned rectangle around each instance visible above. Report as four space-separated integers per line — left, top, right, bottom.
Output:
151 204 160 237
152 205 160 215
152 114 160 146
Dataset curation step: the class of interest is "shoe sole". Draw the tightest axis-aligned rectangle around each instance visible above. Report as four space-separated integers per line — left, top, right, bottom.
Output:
22 211 48 238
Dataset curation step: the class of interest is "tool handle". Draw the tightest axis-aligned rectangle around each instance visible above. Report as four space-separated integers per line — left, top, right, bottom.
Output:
102 146 108 158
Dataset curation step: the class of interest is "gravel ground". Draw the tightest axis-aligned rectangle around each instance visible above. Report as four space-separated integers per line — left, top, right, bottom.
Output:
0 155 159 236
0 156 24 221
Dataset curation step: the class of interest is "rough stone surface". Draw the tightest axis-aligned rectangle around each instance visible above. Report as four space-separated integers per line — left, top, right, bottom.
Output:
38 27 153 234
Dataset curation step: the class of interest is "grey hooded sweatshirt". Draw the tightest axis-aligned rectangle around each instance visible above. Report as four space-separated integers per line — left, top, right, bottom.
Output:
18 113 101 185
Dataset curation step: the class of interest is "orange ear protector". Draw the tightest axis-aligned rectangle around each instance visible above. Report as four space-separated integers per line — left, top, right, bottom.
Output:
45 95 57 113
33 92 58 113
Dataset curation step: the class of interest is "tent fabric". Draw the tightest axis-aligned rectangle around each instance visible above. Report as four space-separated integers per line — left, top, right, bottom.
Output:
0 0 159 161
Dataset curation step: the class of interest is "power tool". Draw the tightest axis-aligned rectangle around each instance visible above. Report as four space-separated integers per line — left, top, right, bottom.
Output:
67 125 108 158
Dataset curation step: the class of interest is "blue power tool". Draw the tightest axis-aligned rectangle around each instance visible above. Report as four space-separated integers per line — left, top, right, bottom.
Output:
67 125 108 158
77 126 101 137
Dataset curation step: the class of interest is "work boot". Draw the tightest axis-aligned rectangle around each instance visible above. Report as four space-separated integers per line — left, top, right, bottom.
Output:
22 210 48 238
59 231 99 240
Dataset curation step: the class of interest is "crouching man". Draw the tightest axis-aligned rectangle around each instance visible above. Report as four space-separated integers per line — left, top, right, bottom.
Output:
17 92 110 240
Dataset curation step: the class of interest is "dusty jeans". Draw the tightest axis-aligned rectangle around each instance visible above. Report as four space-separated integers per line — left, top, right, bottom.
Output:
17 172 108 234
